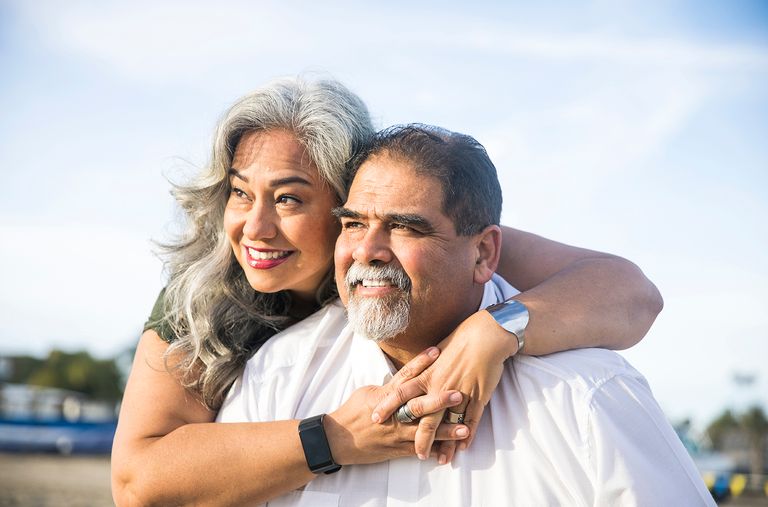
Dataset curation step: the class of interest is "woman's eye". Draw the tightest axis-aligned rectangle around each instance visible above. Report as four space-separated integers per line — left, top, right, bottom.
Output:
231 187 250 200
276 194 302 205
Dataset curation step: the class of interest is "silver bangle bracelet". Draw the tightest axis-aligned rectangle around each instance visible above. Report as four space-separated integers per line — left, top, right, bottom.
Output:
485 299 529 354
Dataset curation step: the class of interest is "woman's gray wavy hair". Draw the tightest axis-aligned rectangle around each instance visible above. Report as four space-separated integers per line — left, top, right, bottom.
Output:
158 77 373 410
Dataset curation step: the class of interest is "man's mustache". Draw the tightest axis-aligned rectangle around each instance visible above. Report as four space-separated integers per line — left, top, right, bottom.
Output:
344 263 412 293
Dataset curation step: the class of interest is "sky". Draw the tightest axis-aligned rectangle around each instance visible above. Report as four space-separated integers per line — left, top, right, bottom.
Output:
1 0 766 430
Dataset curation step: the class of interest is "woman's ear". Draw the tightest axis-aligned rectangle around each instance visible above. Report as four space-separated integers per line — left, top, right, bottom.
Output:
473 225 502 284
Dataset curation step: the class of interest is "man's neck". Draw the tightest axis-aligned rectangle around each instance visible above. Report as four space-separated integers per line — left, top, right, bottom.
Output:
378 340 429 370
377 286 486 370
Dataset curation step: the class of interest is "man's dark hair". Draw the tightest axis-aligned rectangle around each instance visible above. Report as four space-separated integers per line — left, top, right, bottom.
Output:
350 124 502 235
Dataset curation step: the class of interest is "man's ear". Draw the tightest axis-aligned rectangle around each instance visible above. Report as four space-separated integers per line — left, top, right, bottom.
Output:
473 225 502 284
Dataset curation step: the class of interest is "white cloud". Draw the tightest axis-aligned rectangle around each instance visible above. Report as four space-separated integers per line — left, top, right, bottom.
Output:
0 223 164 357
11 0 767 86
481 70 711 232
459 31 768 70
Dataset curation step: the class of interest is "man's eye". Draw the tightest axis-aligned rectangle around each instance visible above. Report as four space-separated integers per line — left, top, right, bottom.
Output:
391 223 417 233
342 221 364 229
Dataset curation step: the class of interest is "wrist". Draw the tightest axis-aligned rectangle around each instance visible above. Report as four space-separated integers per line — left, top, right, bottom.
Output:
484 298 529 357
323 412 352 466
298 414 342 474
475 310 520 359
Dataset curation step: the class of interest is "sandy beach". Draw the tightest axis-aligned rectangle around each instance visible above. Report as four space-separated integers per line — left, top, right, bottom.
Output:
1 451 766 506
0 452 113 507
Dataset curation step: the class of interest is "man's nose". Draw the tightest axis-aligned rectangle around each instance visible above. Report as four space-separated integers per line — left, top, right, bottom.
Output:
352 227 393 265
242 202 278 240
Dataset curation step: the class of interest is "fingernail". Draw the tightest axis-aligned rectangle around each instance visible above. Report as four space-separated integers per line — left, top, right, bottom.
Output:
459 442 467 450
417 453 427 461
449 392 462 403
427 347 439 358
371 412 381 423
438 454 447 465
456 427 469 437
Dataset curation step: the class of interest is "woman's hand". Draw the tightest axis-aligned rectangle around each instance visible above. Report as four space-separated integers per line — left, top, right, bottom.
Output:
325 347 470 465
370 311 517 463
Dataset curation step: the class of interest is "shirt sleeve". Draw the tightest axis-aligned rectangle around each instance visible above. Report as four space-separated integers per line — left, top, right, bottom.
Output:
587 374 715 506
143 287 177 343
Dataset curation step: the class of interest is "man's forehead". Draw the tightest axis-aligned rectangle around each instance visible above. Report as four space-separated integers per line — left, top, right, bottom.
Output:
348 155 440 202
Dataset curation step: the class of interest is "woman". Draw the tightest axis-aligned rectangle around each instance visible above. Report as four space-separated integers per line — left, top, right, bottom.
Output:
112 77 662 506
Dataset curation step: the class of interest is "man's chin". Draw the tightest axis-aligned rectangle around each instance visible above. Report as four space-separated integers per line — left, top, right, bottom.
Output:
347 294 410 343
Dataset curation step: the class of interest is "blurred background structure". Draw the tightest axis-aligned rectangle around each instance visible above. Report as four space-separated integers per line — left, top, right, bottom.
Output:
1 0 766 504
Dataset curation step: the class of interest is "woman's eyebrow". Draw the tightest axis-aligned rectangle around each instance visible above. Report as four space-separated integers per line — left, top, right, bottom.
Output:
228 168 247 182
227 170 312 188
269 176 313 187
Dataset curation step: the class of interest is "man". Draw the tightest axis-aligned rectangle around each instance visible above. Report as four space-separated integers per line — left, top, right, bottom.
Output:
220 125 713 505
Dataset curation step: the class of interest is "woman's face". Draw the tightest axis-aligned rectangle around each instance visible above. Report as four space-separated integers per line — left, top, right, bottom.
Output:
223 129 340 304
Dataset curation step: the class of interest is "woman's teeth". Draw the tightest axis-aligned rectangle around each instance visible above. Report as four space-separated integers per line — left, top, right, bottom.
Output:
248 248 290 260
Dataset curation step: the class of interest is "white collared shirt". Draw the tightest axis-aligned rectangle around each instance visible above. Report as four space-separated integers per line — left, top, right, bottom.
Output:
218 275 713 506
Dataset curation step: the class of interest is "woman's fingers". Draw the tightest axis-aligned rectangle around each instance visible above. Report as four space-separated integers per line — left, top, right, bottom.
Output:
414 411 442 459
456 397 484 451
372 347 440 423
390 346 440 386
408 390 463 418
437 440 458 465
371 378 423 423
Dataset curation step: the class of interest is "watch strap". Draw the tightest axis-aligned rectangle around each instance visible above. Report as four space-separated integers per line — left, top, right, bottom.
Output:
298 414 342 474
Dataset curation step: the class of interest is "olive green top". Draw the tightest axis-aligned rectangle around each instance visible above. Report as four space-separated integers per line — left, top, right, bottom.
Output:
143 288 176 343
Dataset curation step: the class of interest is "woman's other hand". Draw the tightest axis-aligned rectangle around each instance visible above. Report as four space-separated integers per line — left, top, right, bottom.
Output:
326 347 470 465
370 311 517 463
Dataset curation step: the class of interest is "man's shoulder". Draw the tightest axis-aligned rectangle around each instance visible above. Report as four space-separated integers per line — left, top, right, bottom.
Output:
241 300 348 382
512 348 648 401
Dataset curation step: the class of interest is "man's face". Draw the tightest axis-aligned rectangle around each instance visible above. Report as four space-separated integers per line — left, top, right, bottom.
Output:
335 153 482 348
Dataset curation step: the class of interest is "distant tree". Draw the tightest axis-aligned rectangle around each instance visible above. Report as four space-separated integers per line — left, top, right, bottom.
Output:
706 406 768 490
5 355 45 384
25 350 122 401
740 406 767 488
706 409 739 450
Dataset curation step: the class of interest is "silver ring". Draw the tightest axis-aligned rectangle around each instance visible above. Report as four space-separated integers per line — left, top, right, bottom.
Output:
444 411 465 424
395 403 418 424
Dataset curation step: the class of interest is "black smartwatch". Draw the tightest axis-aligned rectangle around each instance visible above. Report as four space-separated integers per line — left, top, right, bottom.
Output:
298 414 342 474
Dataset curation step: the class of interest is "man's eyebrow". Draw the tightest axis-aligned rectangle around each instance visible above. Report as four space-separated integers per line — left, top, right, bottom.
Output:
332 207 362 219
332 208 435 232
386 213 435 233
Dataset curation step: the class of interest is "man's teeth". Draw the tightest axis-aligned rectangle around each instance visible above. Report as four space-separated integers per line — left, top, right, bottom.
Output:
361 279 392 287
248 248 289 260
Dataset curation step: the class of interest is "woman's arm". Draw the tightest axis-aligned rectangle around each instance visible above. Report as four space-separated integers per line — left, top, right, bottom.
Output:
111 332 467 507
496 226 663 354
372 226 663 461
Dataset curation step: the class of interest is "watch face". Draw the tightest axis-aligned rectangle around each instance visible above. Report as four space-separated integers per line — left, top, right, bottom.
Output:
301 425 333 468
299 415 341 474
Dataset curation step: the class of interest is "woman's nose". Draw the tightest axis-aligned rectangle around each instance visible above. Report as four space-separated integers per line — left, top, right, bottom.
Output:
242 202 278 241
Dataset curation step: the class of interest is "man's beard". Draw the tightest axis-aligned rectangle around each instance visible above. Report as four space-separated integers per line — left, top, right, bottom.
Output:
344 262 412 342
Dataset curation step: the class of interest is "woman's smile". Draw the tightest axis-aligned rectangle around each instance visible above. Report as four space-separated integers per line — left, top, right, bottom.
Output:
244 246 294 269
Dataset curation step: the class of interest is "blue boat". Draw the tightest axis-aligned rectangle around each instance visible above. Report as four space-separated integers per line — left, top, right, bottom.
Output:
0 383 117 454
